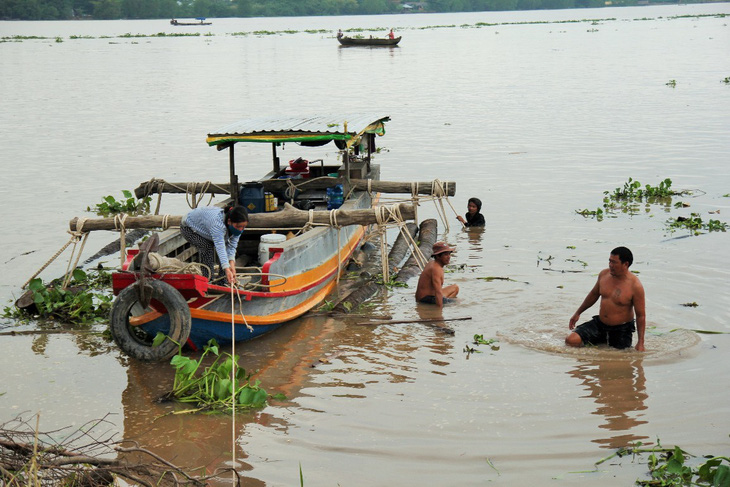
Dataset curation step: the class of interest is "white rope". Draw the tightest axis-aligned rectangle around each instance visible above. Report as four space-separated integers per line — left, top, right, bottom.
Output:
230 282 236 484
411 182 419 225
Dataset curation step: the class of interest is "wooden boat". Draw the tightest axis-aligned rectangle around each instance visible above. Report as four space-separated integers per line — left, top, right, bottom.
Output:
170 18 212 26
103 115 452 361
337 35 401 47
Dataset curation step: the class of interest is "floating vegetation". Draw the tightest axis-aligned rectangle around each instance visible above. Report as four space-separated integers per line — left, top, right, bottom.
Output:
600 177 689 216
666 213 728 235
477 276 529 284
575 207 604 220
577 178 727 234
681 302 699 307
376 273 409 289
161 339 285 414
666 79 677 87
565 258 588 267
723 77 730 84
464 334 500 356
3 268 112 324
2 14 725 44
595 440 730 487
87 190 151 217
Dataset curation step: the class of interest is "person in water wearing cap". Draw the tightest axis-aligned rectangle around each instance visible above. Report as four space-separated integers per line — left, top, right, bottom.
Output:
457 197 485 227
180 204 248 284
415 242 460 307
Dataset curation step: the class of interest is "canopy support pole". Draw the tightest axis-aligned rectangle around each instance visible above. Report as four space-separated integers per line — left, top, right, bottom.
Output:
229 145 238 202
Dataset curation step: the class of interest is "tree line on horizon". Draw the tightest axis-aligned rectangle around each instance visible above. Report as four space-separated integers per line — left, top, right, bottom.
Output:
0 0 698 21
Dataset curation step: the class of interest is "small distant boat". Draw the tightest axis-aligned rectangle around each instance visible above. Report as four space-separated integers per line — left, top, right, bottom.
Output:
338 35 401 47
170 17 212 26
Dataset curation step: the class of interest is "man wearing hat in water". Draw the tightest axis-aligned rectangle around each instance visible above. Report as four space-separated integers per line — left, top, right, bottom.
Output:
415 241 460 307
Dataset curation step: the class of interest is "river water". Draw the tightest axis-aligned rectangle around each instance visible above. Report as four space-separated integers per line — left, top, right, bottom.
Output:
1 4 729 486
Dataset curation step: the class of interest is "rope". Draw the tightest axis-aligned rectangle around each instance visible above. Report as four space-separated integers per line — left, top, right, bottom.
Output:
22 218 89 290
142 178 230 214
411 182 419 225
186 181 213 209
230 283 236 484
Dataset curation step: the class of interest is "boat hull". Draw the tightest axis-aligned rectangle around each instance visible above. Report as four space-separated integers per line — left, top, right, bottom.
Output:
338 36 401 46
112 190 370 351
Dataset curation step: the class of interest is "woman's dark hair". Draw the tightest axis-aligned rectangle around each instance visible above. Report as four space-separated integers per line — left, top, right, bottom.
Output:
468 197 482 212
224 205 249 223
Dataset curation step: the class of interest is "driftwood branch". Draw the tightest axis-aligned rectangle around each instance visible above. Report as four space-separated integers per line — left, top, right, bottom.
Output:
0 414 223 487
0 329 101 337
357 316 471 326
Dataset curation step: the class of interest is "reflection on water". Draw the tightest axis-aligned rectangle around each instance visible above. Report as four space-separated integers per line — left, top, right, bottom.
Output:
568 358 649 449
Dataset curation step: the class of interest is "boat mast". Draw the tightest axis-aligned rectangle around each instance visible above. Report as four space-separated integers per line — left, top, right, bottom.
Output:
272 143 280 174
228 144 238 201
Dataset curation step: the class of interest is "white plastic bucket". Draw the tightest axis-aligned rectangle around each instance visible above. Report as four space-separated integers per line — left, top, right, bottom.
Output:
258 233 287 265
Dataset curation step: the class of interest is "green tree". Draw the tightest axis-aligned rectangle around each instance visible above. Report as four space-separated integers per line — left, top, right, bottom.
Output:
92 0 121 19
359 0 387 14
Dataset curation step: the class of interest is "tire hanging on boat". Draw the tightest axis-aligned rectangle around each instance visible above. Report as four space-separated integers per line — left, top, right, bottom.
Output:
110 280 191 361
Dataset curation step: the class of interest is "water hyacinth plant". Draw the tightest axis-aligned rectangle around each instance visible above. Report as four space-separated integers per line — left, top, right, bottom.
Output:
161 338 285 413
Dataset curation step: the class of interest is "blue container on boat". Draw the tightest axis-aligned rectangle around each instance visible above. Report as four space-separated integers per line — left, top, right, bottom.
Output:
239 182 265 213
326 184 344 210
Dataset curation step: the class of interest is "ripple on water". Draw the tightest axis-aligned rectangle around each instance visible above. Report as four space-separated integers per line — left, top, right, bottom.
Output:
498 325 702 362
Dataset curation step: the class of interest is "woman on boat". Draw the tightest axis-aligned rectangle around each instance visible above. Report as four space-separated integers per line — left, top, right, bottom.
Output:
180 204 248 284
388 29 395 39
457 197 485 227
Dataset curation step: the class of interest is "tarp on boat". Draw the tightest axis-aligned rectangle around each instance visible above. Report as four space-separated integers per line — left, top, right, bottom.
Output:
206 114 389 146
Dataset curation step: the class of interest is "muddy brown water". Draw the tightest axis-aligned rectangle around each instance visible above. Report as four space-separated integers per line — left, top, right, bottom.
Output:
1 5 729 485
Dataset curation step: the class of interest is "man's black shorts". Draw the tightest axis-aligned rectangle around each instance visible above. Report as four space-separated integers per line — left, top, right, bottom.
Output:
574 315 635 349
418 295 454 305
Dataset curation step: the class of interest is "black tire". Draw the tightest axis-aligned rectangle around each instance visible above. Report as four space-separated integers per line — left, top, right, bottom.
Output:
110 280 191 361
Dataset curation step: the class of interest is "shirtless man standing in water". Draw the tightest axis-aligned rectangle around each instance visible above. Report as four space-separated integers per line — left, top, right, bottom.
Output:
415 242 459 308
566 247 646 352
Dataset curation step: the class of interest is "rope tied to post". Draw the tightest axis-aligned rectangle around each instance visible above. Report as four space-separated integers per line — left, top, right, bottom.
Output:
185 181 213 209
22 218 90 290
113 214 129 268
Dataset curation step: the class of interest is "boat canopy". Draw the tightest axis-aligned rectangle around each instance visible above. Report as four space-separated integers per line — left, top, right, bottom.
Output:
206 114 389 147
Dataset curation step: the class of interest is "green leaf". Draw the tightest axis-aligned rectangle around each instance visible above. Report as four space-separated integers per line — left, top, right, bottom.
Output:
28 278 45 292
215 378 232 400
251 389 268 407
170 355 189 368
714 464 730 487
152 332 167 347
122 190 133 198
238 386 256 405
72 268 87 282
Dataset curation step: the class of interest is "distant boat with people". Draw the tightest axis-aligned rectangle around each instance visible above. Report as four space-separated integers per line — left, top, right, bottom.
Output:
170 17 211 26
337 34 401 47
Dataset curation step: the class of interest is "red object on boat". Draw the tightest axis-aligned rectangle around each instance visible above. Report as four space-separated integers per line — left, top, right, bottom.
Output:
289 158 308 171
